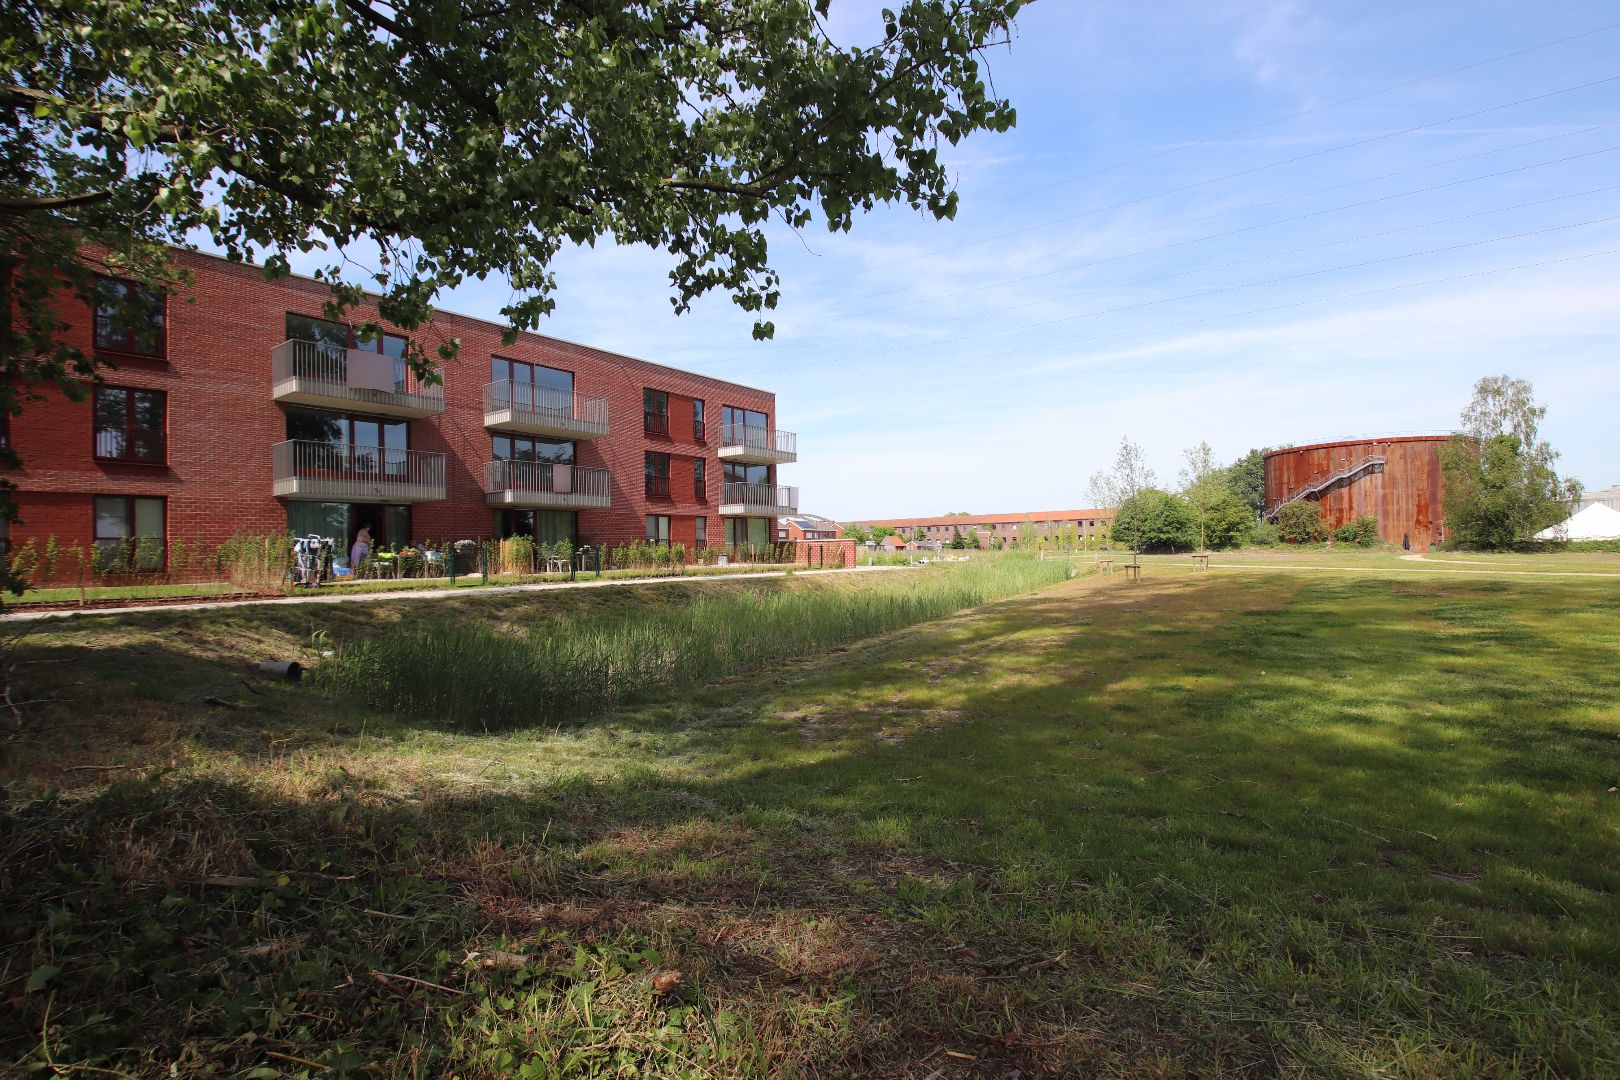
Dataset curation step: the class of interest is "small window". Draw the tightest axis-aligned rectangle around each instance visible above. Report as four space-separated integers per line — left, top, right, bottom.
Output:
643 389 669 435
646 514 670 544
93 387 166 464
693 399 706 443
93 495 165 570
693 457 706 500
94 279 167 358
645 451 670 497
695 515 707 546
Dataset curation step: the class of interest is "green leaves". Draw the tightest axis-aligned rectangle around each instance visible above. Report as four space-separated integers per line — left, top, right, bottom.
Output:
25 964 60 993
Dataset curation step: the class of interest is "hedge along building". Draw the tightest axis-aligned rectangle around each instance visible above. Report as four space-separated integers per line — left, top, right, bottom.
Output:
1263 436 1450 551
3 247 799 577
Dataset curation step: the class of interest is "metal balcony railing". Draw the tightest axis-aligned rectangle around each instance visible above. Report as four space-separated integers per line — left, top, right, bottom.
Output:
644 411 670 436
271 339 444 416
718 422 796 463
482 381 609 438
483 459 611 508
720 482 798 515
645 474 671 498
272 440 447 502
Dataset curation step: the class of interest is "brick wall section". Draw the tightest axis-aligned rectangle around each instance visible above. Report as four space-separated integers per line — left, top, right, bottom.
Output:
793 538 856 569
7 248 785 572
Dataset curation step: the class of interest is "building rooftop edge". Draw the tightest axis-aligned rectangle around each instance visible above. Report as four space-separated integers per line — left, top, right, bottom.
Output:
1263 434 1455 459
170 245 779 399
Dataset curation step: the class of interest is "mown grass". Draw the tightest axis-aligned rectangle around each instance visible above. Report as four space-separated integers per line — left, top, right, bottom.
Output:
1 559 1617 1078
317 557 1069 729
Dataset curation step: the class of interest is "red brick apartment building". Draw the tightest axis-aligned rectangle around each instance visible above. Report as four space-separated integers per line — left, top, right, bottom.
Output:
4 248 800 572
847 509 1114 548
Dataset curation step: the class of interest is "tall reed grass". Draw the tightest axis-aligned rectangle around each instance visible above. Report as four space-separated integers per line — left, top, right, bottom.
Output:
318 558 1070 730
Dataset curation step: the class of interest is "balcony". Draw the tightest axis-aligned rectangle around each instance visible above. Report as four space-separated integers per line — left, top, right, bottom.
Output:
718 422 796 465
484 460 611 509
483 381 608 439
273 441 446 503
271 339 444 418
720 482 798 517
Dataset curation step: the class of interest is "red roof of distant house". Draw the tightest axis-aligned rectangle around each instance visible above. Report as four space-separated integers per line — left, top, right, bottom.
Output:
849 508 1114 530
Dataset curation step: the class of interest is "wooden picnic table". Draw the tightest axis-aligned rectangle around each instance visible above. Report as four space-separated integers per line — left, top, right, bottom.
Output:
1190 553 1211 571
1097 558 1115 575
1123 563 1141 582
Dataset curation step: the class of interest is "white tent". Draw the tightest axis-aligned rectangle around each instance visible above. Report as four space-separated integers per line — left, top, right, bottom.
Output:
1535 502 1620 541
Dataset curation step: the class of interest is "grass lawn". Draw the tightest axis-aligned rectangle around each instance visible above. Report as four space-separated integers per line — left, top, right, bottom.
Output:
1 561 1616 1077
8 581 244 605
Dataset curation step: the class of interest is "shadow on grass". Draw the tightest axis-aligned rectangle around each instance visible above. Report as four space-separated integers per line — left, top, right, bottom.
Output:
3 571 1619 1077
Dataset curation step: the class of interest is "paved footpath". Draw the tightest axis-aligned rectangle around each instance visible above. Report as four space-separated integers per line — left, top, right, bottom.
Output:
1 564 908 623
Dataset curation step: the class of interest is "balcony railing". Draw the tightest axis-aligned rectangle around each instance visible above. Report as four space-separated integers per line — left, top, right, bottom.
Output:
693 419 706 443
645 474 671 498
483 381 609 439
644 411 670 436
273 440 446 503
271 339 444 418
483 459 611 509
94 427 166 465
720 482 798 516
718 422 797 464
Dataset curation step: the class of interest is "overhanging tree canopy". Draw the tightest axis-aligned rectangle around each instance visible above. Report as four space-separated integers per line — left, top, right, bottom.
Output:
4 0 1027 368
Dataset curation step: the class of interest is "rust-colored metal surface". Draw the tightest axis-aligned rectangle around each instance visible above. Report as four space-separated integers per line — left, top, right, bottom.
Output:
1264 436 1450 550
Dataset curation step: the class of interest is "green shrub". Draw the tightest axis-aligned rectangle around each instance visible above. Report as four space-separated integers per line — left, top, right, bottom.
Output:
1275 501 1327 544
1333 515 1380 547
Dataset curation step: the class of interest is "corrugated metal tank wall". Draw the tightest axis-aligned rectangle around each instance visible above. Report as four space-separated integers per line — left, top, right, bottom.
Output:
1263 436 1450 550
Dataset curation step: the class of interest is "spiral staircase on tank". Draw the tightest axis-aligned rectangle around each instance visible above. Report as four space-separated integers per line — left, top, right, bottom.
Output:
1264 454 1386 521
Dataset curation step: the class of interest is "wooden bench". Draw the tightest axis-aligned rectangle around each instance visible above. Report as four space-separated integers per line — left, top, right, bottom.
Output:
1097 558 1115 575
1123 563 1141 582
1190 553 1210 571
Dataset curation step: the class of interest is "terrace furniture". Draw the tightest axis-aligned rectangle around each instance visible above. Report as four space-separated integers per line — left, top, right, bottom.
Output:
1190 553 1211 571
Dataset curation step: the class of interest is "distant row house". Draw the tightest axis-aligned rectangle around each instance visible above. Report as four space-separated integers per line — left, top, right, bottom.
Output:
845 509 1114 549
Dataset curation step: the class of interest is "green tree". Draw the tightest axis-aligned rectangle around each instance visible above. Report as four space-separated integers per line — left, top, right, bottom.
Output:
1439 376 1579 549
869 526 897 543
1178 440 1225 551
1 0 1028 594
1220 448 1270 516
1275 501 1327 544
841 525 871 544
1088 437 1155 553
1015 520 1036 548
1203 490 1255 549
1111 489 1197 553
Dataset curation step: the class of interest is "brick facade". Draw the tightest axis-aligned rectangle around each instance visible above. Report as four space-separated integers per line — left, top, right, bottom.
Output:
6 249 791 573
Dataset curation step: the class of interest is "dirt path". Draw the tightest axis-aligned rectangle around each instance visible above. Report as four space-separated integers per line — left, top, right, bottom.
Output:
1213 560 1620 578
0 564 908 623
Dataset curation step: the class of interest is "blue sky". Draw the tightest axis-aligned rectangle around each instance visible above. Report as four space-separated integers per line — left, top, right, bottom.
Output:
279 0 1620 518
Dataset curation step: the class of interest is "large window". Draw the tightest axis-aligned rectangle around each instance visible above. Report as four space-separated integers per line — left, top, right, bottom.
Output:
725 517 770 547
724 461 770 486
496 509 575 544
645 451 670 497
645 515 670 544
94 278 166 358
286 312 352 355
285 407 408 477
492 357 573 410
93 495 164 570
643 389 669 435
693 457 706 500
288 503 410 554
693 399 706 442
492 435 574 464
722 405 768 442
93 387 166 464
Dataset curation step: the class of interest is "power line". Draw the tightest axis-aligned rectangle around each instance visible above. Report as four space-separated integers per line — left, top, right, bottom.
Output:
734 217 1620 382
755 122 1620 341
862 19 1620 232
764 245 1620 391
667 120 1620 359
792 72 1620 288
730 149 1620 359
